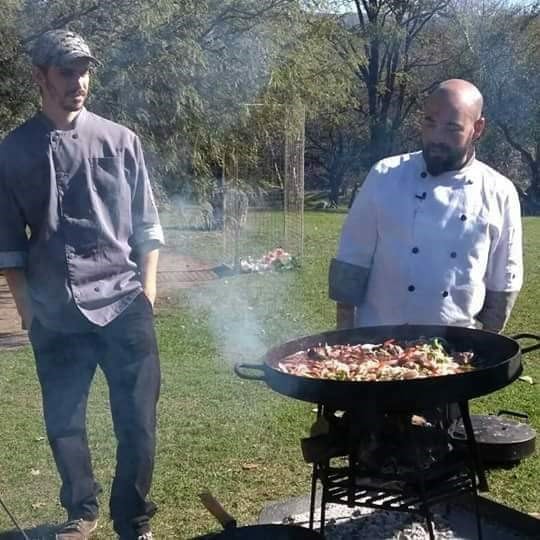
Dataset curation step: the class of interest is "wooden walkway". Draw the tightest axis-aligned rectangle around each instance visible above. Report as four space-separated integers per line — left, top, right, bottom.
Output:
157 253 223 288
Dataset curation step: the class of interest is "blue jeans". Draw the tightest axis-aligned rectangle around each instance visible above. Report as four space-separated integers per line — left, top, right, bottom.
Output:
30 293 160 538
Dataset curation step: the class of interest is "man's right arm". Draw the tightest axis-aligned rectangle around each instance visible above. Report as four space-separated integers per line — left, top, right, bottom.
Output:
3 269 32 330
329 258 371 329
0 145 31 329
328 169 379 329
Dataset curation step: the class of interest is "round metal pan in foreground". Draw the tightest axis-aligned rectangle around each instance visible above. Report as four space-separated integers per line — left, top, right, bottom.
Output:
200 524 323 539
235 326 540 411
197 491 323 540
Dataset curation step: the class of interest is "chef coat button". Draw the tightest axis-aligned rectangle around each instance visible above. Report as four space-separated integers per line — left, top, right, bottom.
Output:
94 286 100 292
72 133 79 139
450 251 457 258
421 172 427 178
412 247 419 254
460 214 467 221
442 291 449 298
408 285 415 292
466 179 473 185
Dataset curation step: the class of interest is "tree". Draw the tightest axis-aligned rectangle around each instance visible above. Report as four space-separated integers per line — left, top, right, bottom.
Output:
450 0 540 212
2 0 302 200
0 0 37 136
262 7 361 203
309 0 452 165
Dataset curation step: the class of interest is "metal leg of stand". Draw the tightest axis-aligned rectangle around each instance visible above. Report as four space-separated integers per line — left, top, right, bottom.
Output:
308 404 324 530
424 510 436 540
309 463 318 530
464 455 485 540
472 483 484 540
413 442 436 540
348 452 355 508
319 476 328 536
316 456 330 536
417 478 436 540
458 401 488 492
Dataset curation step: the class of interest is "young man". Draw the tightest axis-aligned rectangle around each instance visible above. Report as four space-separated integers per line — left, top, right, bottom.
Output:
329 79 523 333
0 30 163 540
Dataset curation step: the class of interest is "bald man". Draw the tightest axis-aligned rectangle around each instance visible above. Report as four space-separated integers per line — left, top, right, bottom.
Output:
329 79 523 332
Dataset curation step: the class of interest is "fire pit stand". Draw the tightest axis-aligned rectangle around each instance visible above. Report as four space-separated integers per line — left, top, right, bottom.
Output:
235 327 539 539
307 401 487 540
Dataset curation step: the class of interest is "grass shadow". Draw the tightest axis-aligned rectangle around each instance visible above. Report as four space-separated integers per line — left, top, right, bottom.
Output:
163 224 218 232
211 264 238 278
0 522 57 540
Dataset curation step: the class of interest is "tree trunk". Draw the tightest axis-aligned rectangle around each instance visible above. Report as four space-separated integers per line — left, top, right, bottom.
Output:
329 176 343 207
524 164 540 215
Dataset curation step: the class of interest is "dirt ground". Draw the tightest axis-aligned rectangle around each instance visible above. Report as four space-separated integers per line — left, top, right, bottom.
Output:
0 250 222 350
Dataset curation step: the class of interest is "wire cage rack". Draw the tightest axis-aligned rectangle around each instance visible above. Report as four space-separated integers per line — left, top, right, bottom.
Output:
222 103 305 271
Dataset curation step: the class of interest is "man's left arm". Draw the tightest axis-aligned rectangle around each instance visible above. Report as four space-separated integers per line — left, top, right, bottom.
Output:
477 185 523 333
477 290 520 333
129 136 165 307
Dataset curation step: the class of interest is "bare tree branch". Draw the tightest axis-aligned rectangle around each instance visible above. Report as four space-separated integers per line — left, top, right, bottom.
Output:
496 120 536 173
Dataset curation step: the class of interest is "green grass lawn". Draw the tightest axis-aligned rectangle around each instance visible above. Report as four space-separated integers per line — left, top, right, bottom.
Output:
0 214 538 539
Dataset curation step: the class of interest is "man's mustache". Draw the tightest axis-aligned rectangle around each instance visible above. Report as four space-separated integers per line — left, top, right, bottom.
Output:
67 90 86 98
425 143 451 153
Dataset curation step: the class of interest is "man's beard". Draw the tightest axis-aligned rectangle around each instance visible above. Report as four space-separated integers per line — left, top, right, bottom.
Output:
45 79 87 112
62 92 86 112
422 142 472 176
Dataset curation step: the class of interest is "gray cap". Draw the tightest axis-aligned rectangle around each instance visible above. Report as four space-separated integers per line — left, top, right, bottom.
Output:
31 29 100 67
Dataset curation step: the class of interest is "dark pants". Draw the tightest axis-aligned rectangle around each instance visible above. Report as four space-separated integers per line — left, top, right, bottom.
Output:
29 293 160 538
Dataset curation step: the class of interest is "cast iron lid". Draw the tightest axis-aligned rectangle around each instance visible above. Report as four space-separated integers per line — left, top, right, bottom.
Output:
450 411 536 445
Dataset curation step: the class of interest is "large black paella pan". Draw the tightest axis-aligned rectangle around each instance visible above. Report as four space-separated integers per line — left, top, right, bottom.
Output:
235 325 539 411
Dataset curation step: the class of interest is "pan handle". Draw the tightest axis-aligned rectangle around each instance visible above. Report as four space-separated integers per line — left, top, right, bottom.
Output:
199 491 237 529
511 333 540 354
234 363 266 381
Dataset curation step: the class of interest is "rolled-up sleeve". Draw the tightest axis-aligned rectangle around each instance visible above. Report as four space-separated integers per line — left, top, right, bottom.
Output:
485 185 523 292
329 169 379 305
329 258 371 305
129 136 165 249
0 155 28 269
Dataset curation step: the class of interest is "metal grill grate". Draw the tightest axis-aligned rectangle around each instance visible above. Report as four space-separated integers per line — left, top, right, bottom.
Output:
307 403 486 540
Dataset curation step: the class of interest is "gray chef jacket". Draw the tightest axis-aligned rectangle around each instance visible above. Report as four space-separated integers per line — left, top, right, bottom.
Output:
0 108 165 331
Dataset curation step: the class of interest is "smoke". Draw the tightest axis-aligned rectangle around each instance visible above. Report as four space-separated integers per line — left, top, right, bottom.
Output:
184 276 268 364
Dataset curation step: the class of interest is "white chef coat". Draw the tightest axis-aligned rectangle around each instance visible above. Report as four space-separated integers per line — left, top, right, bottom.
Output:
336 151 523 328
